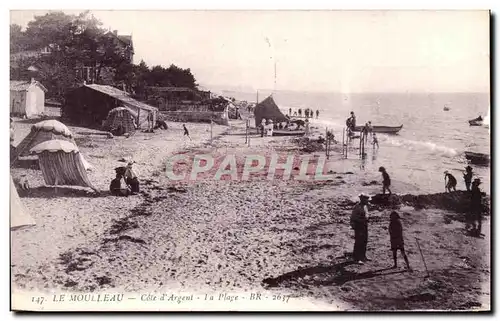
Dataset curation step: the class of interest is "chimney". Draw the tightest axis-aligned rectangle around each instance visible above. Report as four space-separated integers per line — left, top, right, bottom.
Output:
30 77 35 84
113 30 118 36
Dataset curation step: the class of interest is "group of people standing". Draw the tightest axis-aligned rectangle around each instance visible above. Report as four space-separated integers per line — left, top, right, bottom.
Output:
289 108 320 119
345 111 378 148
350 194 411 270
444 166 485 236
350 163 485 267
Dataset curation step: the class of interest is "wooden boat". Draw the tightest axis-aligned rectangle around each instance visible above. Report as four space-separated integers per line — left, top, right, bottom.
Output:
272 130 306 137
464 151 490 166
352 125 403 134
469 120 483 126
469 117 484 126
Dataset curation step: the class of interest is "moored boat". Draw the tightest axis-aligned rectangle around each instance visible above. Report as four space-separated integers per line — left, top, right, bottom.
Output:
464 151 490 166
469 116 484 126
469 120 483 126
272 130 306 137
352 125 403 134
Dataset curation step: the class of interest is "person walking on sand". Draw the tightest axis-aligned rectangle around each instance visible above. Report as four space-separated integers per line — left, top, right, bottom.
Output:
389 211 412 271
289 107 292 116
444 171 457 192
463 166 473 191
316 110 319 119
298 108 302 117
350 194 371 264
183 124 192 141
379 166 392 195
470 178 484 236
372 133 379 149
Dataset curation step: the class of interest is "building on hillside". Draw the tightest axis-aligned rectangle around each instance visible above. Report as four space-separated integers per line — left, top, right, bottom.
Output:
143 86 211 111
10 78 48 118
10 30 134 86
63 84 157 129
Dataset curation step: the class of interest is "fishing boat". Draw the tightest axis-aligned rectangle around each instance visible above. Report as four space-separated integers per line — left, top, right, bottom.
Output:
469 117 484 126
352 125 403 134
464 151 490 166
272 130 306 137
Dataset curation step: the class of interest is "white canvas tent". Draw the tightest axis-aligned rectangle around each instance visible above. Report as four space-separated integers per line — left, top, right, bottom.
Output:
10 176 35 230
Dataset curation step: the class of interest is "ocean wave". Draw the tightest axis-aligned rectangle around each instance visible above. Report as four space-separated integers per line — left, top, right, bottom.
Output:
382 136 458 157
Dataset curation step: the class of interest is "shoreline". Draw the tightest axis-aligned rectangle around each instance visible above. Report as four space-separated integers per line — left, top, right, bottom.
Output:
11 116 490 311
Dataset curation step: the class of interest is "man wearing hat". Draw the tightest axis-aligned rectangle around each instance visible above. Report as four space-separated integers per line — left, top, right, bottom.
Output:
350 194 370 263
470 178 484 236
463 166 473 192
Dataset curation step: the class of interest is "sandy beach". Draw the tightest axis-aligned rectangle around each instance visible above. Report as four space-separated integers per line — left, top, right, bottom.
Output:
10 112 490 311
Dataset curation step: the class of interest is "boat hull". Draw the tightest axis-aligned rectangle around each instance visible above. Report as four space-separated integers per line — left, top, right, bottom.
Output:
272 130 306 137
469 120 483 126
464 151 490 166
352 125 403 134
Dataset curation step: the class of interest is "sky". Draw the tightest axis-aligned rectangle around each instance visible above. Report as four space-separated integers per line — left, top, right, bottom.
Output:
10 10 490 93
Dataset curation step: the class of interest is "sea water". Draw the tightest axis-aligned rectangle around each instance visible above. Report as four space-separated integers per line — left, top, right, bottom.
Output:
224 90 491 194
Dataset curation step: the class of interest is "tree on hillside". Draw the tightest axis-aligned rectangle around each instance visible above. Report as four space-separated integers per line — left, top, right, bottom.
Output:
10 24 26 53
11 11 200 99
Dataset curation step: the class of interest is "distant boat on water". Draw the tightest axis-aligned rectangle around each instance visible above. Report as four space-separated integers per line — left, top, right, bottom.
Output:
443 106 450 111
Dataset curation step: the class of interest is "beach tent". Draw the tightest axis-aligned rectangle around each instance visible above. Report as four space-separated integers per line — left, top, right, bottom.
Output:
254 95 288 127
10 175 35 230
29 140 98 192
12 120 92 170
102 107 137 135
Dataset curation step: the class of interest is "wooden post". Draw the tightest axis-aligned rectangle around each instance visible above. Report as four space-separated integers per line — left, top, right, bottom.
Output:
137 109 141 129
245 120 248 144
210 118 213 142
248 120 251 147
342 128 345 157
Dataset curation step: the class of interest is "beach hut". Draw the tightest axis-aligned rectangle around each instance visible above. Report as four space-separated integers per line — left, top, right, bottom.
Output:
10 79 48 118
253 95 288 127
29 140 98 192
102 107 137 135
63 84 158 129
12 120 92 170
10 175 36 230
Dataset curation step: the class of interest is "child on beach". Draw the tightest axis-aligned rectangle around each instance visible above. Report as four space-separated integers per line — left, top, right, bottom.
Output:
183 124 192 141
389 211 411 270
378 166 392 195
110 171 130 197
444 171 457 192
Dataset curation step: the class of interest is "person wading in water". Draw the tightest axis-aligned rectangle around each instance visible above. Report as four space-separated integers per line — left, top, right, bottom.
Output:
350 194 371 264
